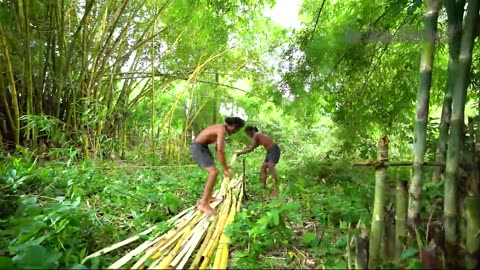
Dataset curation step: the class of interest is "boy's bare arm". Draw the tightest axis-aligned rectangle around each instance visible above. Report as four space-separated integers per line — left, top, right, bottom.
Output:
236 135 259 155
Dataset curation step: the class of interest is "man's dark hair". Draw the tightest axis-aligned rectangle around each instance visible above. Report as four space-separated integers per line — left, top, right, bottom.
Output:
225 117 245 129
245 126 258 133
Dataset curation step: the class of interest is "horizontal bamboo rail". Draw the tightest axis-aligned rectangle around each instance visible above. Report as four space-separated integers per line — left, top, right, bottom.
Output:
83 154 244 269
353 160 474 168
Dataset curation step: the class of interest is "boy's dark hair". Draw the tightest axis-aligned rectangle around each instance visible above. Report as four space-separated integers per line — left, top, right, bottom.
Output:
225 117 245 129
245 126 258 133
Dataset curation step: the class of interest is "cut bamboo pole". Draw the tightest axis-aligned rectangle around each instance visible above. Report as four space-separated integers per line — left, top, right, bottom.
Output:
155 213 202 269
395 180 408 259
171 216 209 266
199 192 234 269
190 211 221 269
368 137 389 269
84 206 194 265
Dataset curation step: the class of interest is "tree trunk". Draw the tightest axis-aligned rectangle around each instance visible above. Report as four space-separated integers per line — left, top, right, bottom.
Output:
432 0 465 182
368 136 388 269
444 0 480 263
408 0 441 228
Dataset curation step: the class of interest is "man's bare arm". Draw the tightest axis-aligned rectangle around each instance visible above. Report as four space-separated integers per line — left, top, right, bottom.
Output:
237 135 259 155
216 129 229 170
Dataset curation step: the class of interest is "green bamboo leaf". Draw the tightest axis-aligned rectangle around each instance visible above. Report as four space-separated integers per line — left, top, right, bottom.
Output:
270 209 280 226
399 248 418 260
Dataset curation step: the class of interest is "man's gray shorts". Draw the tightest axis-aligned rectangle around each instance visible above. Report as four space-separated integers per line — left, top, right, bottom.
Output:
190 142 215 168
264 144 281 164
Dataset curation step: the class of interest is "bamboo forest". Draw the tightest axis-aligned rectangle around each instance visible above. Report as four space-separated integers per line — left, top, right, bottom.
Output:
2 0 480 268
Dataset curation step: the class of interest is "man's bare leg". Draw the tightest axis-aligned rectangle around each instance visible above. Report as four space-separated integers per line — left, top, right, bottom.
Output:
267 162 278 197
260 163 268 188
198 166 218 216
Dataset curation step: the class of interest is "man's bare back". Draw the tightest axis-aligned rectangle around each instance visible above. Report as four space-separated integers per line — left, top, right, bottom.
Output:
194 124 226 145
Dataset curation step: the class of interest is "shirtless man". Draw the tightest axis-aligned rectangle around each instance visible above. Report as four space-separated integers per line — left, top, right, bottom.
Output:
190 117 245 215
235 126 281 194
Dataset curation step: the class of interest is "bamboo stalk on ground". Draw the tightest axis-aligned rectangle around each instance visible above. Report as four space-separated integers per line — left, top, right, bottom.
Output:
190 211 220 269
212 192 238 269
154 212 203 269
199 192 234 269
368 136 389 269
82 206 193 264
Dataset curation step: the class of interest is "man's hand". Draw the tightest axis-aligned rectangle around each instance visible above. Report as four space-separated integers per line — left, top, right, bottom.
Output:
224 166 232 178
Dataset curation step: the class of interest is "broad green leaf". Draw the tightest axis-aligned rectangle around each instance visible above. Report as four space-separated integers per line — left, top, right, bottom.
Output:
13 244 61 269
301 232 317 246
0 256 14 270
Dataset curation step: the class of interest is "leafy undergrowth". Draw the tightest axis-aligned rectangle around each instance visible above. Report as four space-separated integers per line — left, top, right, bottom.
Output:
0 155 206 269
1 154 390 269
226 162 374 269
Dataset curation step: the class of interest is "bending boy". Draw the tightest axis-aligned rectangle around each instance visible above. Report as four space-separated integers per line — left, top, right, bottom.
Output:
236 126 281 194
190 117 245 215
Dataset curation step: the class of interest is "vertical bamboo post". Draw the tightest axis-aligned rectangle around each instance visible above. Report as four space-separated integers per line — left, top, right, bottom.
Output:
242 157 248 201
395 180 408 259
355 220 369 269
368 136 389 269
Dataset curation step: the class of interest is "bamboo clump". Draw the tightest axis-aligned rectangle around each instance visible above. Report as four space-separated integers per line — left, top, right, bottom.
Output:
82 155 244 269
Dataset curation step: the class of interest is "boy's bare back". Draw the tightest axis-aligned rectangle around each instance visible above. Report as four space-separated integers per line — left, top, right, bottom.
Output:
254 132 275 150
195 124 226 144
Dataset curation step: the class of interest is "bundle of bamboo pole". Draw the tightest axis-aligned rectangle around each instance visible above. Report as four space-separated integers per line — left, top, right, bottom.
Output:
82 154 244 269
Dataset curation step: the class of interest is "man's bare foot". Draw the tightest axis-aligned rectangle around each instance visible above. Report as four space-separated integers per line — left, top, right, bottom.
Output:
198 204 216 216
271 187 278 197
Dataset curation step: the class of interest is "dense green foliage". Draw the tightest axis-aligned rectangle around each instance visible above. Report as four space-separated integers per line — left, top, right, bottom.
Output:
1 0 480 268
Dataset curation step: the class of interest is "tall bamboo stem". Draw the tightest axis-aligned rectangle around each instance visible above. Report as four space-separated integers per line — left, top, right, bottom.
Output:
408 0 441 228
368 136 388 269
432 0 465 182
444 0 479 262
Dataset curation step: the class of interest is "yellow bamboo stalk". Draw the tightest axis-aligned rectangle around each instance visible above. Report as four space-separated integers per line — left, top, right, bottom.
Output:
212 191 238 269
130 224 190 269
202 192 232 257
84 206 193 265
174 218 210 269
200 191 235 269
154 212 203 269
189 210 221 269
